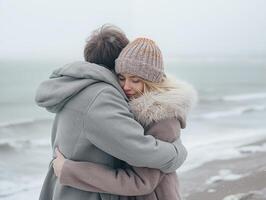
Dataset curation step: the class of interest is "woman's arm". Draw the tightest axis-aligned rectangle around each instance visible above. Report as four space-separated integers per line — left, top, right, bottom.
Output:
60 159 164 195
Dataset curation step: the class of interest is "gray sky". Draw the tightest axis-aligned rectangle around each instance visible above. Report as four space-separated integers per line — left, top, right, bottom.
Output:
1 0 266 61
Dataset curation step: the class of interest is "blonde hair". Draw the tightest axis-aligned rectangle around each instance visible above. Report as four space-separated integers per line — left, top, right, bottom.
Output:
135 76 177 96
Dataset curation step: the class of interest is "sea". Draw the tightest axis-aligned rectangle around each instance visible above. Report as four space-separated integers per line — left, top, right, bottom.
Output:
0 58 266 199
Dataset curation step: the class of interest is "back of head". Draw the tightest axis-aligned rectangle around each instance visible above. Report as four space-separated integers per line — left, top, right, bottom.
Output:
84 24 129 70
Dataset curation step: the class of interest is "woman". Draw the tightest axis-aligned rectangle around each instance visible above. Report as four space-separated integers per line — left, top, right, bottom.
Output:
53 38 197 199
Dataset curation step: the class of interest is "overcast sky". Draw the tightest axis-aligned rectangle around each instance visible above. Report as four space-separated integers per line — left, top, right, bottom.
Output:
1 0 266 60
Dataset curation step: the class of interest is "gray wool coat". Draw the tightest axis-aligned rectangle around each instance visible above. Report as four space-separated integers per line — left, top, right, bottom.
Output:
35 61 188 200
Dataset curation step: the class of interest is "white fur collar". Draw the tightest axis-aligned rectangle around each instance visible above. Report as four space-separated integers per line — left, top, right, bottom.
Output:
129 79 197 128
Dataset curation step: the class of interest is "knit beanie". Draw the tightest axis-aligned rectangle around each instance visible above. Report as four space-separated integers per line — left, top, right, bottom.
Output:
115 38 164 83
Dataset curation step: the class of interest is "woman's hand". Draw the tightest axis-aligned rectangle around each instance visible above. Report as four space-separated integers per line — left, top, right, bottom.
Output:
52 148 66 178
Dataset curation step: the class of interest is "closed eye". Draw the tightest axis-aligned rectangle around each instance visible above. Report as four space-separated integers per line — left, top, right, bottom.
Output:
118 76 125 81
132 79 140 83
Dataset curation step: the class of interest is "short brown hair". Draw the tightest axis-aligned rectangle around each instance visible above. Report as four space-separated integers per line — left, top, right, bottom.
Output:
84 25 129 70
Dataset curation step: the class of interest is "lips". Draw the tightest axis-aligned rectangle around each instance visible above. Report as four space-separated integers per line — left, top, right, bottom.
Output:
125 91 136 97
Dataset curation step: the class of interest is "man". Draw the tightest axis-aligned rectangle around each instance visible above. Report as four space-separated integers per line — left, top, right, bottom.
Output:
35 25 187 200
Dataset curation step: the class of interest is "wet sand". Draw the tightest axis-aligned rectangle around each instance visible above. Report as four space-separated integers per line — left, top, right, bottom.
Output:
179 139 266 200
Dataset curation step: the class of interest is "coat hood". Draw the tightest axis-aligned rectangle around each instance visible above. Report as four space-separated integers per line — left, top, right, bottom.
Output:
129 79 198 128
35 61 127 113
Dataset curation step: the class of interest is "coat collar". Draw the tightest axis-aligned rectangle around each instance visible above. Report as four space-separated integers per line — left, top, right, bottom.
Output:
129 79 197 128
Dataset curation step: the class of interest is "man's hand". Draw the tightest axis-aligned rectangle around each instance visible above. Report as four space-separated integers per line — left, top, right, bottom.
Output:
52 148 66 178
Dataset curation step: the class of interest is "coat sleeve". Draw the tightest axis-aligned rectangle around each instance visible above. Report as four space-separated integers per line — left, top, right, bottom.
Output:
60 160 164 195
146 119 187 170
83 87 183 173
59 117 187 195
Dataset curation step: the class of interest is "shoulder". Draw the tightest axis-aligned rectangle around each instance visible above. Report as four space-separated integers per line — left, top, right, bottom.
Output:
93 84 127 103
85 83 130 114
64 82 126 113
79 82 125 102
145 118 181 142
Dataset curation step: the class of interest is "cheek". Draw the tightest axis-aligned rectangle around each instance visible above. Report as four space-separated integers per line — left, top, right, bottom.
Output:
140 84 144 93
135 83 144 93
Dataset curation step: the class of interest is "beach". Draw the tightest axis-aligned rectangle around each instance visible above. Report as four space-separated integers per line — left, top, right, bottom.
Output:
180 139 266 200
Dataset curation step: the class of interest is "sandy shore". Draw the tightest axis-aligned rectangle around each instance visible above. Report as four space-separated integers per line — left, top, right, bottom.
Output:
179 139 266 200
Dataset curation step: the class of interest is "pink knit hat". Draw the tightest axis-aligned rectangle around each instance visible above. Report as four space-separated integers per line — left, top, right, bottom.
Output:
115 38 164 83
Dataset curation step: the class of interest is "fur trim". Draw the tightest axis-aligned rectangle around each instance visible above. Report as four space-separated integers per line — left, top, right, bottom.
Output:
129 79 198 128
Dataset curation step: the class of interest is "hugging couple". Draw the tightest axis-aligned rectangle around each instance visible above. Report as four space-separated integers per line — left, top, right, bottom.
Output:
36 24 197 200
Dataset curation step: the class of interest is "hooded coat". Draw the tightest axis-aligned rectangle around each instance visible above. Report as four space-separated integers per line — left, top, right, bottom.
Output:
56 78 197 200
35 61 188 200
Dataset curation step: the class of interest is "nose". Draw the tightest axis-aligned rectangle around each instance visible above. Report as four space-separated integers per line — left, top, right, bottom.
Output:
123 80 131 91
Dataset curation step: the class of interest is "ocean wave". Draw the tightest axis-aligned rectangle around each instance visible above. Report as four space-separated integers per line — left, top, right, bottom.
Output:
199 105 266 119
0 117 53 128
180 129 266 173
205 169 248 185
222 92 266 101
0 140 28 152
201 92 266 103
0 142 16 152
0 139 50 152
0 179 42 198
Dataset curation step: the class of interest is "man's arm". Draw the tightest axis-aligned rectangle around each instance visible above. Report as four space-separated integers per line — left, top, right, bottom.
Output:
84 86 186 173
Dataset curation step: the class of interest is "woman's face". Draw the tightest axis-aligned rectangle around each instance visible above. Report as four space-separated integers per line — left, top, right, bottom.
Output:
117 73 144 99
